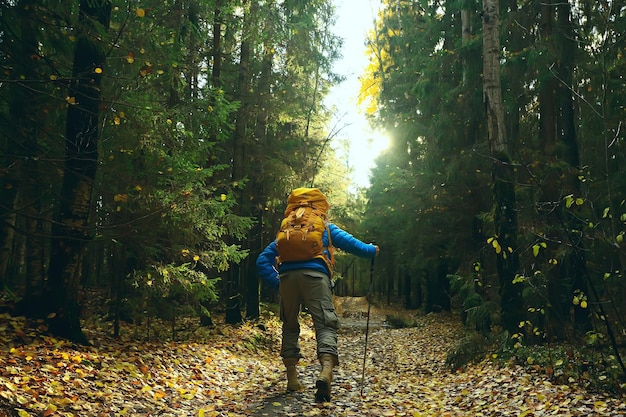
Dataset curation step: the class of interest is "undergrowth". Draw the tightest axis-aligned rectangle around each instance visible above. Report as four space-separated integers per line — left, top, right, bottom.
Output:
385 313 419 328
499 343 626 395
445 328 626 396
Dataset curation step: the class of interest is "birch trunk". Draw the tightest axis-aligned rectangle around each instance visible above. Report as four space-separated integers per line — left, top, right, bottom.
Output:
482 0 523 334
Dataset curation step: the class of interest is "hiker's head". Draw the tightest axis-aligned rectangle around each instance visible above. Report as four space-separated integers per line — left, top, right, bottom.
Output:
285 187 330 215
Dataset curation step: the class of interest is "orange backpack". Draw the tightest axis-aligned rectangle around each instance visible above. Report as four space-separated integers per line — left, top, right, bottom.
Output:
276 188 334 272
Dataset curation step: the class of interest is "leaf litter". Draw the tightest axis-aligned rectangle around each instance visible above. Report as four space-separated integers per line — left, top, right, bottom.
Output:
0 301 624 417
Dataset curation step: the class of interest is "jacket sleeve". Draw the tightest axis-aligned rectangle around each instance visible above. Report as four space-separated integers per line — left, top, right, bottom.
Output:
256 241 280 290
329 224 377 258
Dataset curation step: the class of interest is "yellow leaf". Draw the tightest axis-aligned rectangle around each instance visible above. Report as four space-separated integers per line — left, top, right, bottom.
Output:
220 194 227 201
532 244 540 257
594 401 607 410
17 410 29 417
581 300 588 309
94 67 103 74
136 8 145 17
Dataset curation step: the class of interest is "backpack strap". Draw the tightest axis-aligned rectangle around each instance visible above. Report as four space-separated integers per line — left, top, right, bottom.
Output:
320 221 334 276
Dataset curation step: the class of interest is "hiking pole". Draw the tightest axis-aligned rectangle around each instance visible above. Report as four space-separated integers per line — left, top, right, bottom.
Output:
360 250 375 397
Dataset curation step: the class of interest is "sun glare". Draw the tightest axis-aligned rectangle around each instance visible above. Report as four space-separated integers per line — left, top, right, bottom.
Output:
345 124 389 188
326 0 385 189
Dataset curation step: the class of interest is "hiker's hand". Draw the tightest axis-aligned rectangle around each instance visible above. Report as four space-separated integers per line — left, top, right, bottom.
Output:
374 245 380 256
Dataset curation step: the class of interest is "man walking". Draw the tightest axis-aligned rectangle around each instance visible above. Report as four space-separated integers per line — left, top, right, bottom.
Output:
256 187 379 402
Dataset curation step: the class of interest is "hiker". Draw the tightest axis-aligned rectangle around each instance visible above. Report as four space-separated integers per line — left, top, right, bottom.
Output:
256 187 379 402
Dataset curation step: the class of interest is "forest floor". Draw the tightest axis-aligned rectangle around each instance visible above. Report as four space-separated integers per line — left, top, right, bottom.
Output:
0 295 625 416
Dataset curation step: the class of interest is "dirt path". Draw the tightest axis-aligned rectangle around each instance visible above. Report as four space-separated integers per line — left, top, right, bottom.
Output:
249 300 625 416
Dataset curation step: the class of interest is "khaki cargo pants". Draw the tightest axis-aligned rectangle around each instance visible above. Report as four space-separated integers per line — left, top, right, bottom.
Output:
279 269 339 361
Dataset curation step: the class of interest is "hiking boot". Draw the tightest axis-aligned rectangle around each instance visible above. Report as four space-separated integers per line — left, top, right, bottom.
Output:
282 357 303 392
315 353 338 402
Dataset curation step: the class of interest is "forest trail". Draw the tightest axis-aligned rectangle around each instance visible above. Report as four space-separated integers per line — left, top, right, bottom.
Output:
251 299 626 416
0 297 624 416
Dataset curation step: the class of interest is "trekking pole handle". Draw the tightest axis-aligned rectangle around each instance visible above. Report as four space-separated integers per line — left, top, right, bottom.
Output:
370 241 378 257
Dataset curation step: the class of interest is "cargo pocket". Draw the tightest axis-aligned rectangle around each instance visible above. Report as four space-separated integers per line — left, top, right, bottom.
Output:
320 299 339 329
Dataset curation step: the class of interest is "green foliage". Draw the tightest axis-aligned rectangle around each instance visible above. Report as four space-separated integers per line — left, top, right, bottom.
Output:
446 331 493 371
449 273 494 334
130 261 221 322
385 313 418 329
498 341 626 395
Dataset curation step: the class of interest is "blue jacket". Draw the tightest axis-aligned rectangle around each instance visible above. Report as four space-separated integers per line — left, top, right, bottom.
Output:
256 223 377 290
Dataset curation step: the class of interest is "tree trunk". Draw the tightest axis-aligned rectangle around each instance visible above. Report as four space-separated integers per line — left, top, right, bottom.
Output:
0 0 40 295
537 0 570 340
243 35 274 319
482 0 523 334
46 0 112 343
12 0 46 316
224 0 257 325
461 4 471 87
555 0 591 336
211 0 223 91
